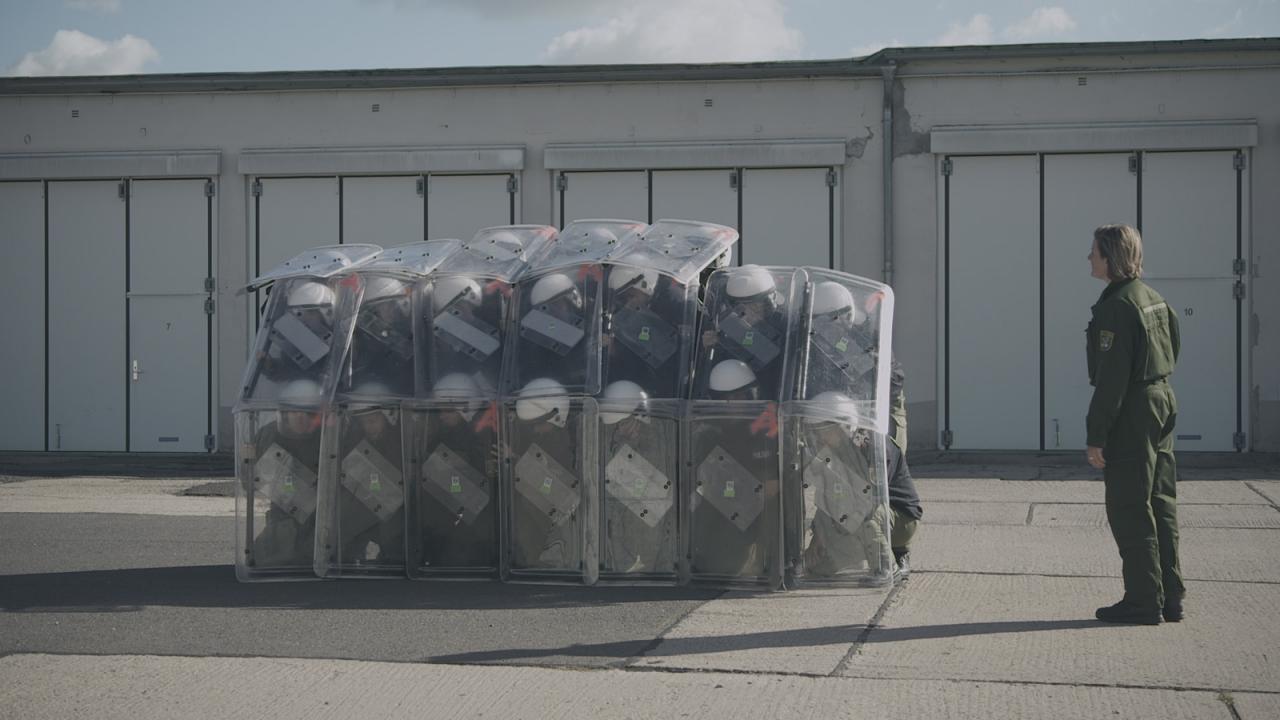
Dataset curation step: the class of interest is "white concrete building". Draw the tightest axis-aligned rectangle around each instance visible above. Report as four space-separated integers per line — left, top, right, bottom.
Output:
1 38 1276 454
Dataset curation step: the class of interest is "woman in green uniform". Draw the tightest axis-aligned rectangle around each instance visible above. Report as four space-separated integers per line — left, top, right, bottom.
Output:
1085 223 1184 625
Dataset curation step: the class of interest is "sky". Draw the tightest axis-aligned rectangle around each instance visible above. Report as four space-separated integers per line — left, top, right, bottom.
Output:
1 0 1277 77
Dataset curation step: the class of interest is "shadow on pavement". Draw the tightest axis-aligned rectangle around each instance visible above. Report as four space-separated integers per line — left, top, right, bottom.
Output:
0 565 720 612
428 618 1102 663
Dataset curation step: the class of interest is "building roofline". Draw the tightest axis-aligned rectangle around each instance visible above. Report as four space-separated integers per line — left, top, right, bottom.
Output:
2 37 1276 96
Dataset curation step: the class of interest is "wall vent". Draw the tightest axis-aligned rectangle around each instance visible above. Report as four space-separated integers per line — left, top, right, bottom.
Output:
704 98 713 107
71 109 80 118
371 103 381 113
1077 76 1087 86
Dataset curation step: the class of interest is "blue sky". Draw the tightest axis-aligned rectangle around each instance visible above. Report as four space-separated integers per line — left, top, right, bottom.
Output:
2 0 1277 76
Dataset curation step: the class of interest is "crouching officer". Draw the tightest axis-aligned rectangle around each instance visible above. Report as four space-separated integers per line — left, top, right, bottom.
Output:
1086 223 1183 625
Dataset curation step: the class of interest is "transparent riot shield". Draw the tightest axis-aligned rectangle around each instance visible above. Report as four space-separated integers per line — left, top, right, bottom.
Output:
417 225 557 397
794 269 895 429
680 401 783 589
502 396 598 585
528 219 646 272
597 398 679 584
503 268 603 397
235 407 326 581
313 402 407 578
239 275 363 406
781 410 892 588
404 398 502 579
693 266 802 403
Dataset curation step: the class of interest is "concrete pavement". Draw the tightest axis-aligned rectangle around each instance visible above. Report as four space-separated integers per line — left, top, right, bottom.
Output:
2 468 1278 718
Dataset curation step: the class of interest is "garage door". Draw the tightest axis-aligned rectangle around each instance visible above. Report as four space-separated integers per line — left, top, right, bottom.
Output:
0 181 45 450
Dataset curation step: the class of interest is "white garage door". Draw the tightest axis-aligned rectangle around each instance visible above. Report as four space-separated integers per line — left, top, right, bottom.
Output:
558 171 648 227
1043 153 1137 451
0 182 45 450
343 175 423 247
48 180 127 451
740 168 834 268
944 155 1040 450
252 177 340 327
652 169 740 264
428 173 515 240
1141 151 1242 451
129 179 212 452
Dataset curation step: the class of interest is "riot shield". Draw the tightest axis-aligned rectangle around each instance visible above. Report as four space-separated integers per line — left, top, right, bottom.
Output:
781 411 892 588
692 266 802 403
601 265 694 400
504 269 603 396
239 275 363 406
597 398 679 584
502 396 598 584
404 399 501 578
528 219 646 272
794 269 895 432
680 401 783 589
313 402 407 578
235 407 326 581
417 225 557 397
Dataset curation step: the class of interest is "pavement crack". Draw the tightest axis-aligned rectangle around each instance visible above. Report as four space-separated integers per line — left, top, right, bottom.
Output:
623 589 727 669
1244 481 1280 512
1025 503 1036 526
829 579 906 676
1218 691 1245 720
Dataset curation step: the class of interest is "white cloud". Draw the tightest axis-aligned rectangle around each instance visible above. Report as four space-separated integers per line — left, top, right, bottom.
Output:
938 14 993 45
1206 8 1245 36
66 0 122 13
543 0 803 64
8 29 159 76
1005 7 1078 41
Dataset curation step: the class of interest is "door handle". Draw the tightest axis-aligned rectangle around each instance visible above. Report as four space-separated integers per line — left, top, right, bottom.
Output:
132 360 142 381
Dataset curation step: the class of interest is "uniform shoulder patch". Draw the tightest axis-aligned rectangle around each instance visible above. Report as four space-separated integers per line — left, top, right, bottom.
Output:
1099 330 1115 351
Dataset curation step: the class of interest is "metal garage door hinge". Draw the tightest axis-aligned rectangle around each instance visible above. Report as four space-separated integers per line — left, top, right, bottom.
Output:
204 297 215 314
416 177 426 197
204 277 215 293
118 180 129 199
1234 152 1246 171
1128 154 1140 174
1233 281 1245 300
251 179 263 197
204 180 216 197
204 434 216 452
1233 258 1247 276
556 174 568 192
729 169 740 191
826 169 838 187
941 159 953 177
507 176 519 193
1233 432 1246 451
941 429 954 448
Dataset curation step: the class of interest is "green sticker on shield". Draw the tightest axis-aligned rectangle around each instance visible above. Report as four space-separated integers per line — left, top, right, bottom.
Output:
370 472 381 492
724 480 736 498
540 477 553 495
639 326 651 342
450 476 462 493
743 331 755 347
836 337 849 352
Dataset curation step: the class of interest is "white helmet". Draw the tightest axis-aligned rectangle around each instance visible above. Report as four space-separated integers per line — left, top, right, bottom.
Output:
363 276 407 304
515 377 569 427
433 276 482 313
432 372 479 399
286 280 335 309
600 380 649 425
470 228 526 262
562 224 619 250
811 281 864 324
530 273 578 307
726 265 776 302
279 378 322 405
608 255 658 298
804 390 861 429
708 359 756 394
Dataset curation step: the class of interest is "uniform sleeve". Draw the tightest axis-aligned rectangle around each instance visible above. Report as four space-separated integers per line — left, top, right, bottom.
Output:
1086 304 1135 447
1167 304 1181 365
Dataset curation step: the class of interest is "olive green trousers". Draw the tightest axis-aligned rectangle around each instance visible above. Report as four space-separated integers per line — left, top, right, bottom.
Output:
1102 379 1184 612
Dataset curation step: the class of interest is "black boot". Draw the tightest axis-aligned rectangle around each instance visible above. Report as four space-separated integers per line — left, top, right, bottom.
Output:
1163 594 1185 622
1095 600 1162 625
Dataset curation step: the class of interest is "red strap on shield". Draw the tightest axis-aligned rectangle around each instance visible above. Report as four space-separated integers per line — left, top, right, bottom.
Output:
484 279 512 298
473 401 499 432
577 264 604 284
750 402 779 439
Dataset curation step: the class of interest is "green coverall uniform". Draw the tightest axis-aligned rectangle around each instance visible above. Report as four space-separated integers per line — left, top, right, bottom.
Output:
1086 278 1184 613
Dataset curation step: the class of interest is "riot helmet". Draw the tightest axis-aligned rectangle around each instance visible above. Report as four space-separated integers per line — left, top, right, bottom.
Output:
530 272 581 310
515 378 570 428
725 265 778 323
599 380 650 425
804 390 861 430
707 359 759 401
432 276 483 315
811 281 864 325
278 378 322 437
608 254 659 308
287 280 336 312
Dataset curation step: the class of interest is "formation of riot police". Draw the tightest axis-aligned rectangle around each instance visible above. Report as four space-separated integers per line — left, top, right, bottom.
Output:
234 218 897 590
